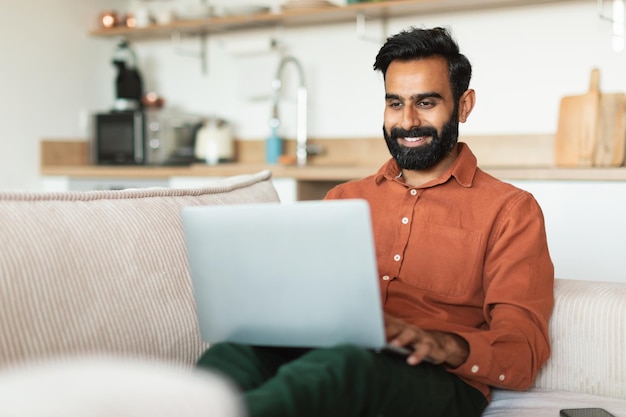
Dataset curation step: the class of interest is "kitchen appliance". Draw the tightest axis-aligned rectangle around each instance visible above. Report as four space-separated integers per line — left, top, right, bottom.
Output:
93 109 203 166
112 40 144 111
194 117 235 165
145 110 204 165
94 110 144 165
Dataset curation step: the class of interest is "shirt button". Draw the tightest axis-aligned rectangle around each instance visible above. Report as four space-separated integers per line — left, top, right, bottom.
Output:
401 217 409 224
393 254 401 262
499 374 505 381
471 365 479 373
410 189 417 196
382 275 390 281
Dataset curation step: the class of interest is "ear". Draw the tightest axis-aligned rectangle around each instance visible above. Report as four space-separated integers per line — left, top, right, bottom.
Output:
457 89 476 123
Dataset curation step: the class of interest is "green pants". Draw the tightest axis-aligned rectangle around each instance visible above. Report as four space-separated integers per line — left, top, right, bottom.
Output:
196 342 487 417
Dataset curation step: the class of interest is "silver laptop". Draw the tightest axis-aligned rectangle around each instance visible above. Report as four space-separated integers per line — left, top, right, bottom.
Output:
181 199 403 353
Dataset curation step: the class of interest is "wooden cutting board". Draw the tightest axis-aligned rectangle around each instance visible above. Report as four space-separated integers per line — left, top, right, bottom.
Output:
594 90 626 167
555 68 601 167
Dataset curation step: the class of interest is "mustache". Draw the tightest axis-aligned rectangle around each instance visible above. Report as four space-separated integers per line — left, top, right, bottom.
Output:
390 126 438 140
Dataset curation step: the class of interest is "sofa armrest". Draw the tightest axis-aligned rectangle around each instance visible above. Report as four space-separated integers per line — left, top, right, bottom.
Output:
533 278 626 399
0 357 245 417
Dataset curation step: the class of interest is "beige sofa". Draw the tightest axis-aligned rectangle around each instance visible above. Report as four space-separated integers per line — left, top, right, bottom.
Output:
0 170 624 416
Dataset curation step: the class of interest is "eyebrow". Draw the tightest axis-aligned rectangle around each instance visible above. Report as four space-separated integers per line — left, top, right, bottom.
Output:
385 92 444 101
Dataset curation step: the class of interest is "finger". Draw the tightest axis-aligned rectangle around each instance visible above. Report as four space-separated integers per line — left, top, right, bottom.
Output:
407 352 437 366
406 342 432 365
389 328 418 349
384 322 404 340
383 316 403 338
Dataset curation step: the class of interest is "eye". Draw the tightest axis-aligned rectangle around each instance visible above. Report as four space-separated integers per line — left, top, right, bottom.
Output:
417 100 435 108
387 100 403 109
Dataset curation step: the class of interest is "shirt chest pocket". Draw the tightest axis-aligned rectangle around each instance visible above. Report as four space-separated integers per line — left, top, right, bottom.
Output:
400 222 483 297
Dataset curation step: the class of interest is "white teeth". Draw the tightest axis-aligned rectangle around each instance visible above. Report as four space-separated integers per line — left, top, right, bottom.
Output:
404 137 423 142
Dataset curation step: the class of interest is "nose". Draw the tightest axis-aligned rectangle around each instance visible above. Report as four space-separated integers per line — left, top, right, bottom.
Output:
400 105 421 131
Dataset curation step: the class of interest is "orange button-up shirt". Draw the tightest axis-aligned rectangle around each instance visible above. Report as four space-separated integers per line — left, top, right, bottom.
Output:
324 143 554 401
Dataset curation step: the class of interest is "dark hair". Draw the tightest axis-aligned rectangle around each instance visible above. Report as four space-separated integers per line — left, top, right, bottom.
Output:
373 27 472 102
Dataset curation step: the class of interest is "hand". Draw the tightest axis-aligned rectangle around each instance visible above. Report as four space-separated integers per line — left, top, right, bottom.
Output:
384 313 469 367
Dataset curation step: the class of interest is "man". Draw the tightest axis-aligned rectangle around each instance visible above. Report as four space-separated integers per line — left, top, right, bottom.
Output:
196 27 554 417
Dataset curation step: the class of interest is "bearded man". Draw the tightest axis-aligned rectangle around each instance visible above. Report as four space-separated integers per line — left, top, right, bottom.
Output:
196 26 554 417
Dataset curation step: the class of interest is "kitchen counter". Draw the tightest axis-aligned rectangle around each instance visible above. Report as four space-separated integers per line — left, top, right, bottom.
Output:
40 137 626 199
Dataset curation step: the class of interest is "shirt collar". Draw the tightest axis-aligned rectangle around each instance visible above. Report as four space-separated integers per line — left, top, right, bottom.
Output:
374 142 478 188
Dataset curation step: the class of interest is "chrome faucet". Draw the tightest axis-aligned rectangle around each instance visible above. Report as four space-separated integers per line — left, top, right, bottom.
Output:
271 56 308 166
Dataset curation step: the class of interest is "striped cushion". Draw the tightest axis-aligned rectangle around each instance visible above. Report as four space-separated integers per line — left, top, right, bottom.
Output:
0 171 279 369
533 279 626 399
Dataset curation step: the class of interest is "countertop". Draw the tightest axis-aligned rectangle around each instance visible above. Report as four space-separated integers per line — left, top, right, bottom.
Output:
40 137 626 182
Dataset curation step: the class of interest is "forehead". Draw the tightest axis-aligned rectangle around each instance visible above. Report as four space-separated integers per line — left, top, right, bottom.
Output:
384 56 452 97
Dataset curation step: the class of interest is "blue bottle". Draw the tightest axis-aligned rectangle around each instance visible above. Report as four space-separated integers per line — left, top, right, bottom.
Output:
265 126 283 164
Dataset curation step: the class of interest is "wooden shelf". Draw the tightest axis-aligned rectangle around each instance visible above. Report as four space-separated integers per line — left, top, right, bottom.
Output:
90 0 581 39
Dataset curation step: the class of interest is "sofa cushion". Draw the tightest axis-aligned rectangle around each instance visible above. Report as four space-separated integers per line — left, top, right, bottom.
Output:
483 388 626 416
532 279 626 400
0 170 279 369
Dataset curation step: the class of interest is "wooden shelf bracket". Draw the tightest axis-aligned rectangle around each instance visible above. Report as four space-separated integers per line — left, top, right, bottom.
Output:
171 30 209 75
355 12 388 43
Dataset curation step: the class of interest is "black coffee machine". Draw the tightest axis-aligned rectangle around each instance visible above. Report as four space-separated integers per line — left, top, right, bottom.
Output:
112 39 143 111
92 39 146 165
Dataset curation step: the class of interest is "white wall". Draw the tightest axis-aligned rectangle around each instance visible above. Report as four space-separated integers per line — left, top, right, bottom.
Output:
510 180 626 283
0 0 126 191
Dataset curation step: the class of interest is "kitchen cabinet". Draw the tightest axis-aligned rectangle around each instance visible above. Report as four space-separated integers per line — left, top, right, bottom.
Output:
89 0 582 39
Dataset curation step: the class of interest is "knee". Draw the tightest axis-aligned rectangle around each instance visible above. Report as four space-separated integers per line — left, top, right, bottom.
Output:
330 344 373 360
206 342 241 355
318 344 379 376
196 342 243 367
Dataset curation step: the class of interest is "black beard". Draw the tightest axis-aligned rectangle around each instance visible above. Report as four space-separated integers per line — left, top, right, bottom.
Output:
383 113 460 170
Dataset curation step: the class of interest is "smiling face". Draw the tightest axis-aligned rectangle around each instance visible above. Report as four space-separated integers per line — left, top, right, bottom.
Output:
383 56 471 172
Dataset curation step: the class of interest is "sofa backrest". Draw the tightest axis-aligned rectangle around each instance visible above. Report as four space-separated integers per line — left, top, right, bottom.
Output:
0 170 279 369
533 278 626 399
